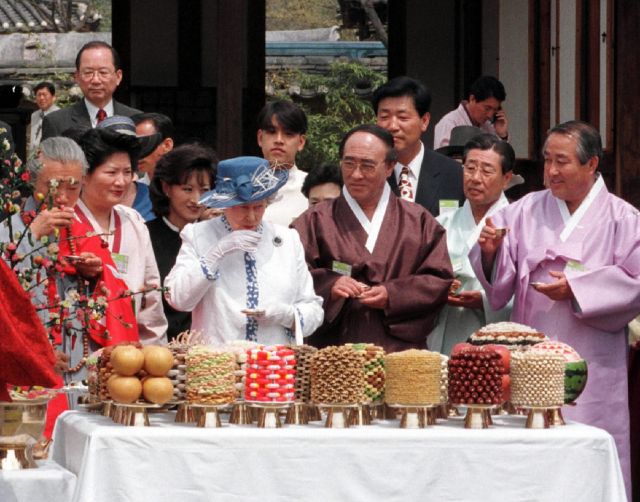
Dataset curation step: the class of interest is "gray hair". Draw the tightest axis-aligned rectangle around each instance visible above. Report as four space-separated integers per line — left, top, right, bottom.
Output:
27 137 89 182
544 120 603 164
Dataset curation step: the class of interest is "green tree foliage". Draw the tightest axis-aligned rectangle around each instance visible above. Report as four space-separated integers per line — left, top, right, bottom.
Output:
267 61 385 169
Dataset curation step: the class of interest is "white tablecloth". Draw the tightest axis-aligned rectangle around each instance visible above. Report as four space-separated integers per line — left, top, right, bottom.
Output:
51 410 626 502
0 459 77 502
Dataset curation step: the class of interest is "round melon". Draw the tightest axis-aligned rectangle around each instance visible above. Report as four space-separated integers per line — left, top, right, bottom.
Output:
564 360 588 404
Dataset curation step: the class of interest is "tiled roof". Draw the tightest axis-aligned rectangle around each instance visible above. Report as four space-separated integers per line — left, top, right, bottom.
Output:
0 1 99 33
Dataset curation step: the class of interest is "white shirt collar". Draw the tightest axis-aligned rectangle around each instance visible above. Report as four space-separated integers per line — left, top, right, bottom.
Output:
343 183 391 253
463 192 510 250
393 141 424 181
84 99 115 128
162 216 180 232
555 174 605 242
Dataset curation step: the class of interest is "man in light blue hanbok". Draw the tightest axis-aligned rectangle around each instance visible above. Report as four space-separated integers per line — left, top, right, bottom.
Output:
429 135 514 355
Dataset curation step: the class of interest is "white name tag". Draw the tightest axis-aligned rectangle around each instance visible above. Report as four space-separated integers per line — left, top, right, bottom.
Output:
439 199 459 215
332 260 352 277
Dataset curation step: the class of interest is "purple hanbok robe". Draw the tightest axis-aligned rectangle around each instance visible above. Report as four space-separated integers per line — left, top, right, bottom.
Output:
470 176 640 498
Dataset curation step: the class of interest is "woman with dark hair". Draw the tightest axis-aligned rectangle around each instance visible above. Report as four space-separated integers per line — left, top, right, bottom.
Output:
147 143 217 341
77 126 167 344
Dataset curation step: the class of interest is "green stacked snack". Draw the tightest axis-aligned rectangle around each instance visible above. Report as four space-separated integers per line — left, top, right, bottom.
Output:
346 343 386 403
186 346 236 405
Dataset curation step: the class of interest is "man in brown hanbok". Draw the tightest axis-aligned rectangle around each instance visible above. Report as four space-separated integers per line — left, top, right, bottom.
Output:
292 125 454 352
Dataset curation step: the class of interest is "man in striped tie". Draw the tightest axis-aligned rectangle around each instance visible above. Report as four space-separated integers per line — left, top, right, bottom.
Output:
373 76 465 217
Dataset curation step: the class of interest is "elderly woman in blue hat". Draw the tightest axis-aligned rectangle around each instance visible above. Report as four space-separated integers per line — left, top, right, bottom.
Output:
165 156 323 345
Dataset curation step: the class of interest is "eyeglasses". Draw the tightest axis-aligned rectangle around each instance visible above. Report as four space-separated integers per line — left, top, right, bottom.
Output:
341 158 382 175
78 68 116 81
463 163 499 177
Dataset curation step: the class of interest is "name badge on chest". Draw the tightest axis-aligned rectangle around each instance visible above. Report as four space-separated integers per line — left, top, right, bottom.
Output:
439 199 459 215
111 252 129 275
564 259 587 273
332 260 352 277
451 257 464 274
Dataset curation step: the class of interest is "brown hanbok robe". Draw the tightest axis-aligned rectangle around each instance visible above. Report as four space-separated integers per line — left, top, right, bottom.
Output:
292 193 453 353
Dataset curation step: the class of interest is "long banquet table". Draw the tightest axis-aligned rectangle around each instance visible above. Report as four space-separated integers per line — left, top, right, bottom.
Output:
51 409 626 502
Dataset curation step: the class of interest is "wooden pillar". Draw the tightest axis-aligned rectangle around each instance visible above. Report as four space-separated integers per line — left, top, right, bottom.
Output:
215 0 265 158
179 0 202 89
111 0 133 105
528 0 551 159
615 0 640 206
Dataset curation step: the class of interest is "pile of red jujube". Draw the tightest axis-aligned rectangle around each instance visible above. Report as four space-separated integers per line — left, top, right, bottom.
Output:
447 345 510 406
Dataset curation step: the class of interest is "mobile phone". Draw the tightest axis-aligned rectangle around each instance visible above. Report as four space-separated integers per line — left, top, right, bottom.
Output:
491 107 502 124
64 255 82 262
530 282 545 288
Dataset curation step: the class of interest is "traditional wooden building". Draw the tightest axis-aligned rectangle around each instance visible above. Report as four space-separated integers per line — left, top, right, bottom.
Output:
1 1 636 206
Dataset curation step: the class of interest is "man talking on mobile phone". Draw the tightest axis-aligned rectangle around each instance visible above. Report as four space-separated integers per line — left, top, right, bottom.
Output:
434 75 509 149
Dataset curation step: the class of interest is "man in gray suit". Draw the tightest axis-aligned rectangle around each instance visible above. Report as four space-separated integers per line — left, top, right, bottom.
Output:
42 41 140 140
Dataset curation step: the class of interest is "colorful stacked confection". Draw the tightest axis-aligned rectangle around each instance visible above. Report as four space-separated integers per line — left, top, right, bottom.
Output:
384 350 442 405
168 331 208 401
510 351 565 408
532 341 588 404
244 345 296 403
167 341 189 401
223 340 259 400
292 344 317 402
439 354 449 404
310 346 365 404
186 346 236 405
345 343 385 403
469 322 548 349
448 346 507 406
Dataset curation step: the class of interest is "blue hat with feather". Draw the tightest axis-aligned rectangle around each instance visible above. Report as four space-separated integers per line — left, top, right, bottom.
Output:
199 156 289 208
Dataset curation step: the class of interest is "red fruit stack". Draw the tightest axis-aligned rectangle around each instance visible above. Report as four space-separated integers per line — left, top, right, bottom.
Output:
244 345 296 403
448 347 507 406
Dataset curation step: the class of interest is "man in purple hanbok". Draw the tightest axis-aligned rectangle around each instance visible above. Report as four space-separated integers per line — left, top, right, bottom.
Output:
470 120 640 499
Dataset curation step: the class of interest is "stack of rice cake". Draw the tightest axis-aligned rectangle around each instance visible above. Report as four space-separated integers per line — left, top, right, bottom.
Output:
384 349 442 405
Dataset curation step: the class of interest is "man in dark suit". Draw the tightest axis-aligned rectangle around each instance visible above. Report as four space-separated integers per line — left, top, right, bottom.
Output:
372 76 465 217
42 41 140 140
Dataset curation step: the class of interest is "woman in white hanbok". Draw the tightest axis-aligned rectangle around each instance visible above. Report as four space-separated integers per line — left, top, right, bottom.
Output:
165 156 323 346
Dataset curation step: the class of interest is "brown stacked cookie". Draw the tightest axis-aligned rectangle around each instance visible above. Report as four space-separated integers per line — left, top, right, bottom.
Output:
292 344 318 402
310 346 365 404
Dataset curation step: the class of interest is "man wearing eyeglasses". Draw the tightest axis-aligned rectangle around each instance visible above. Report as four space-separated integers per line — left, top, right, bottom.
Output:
292 124 453 353
429 134 514 355
42 41 141 140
